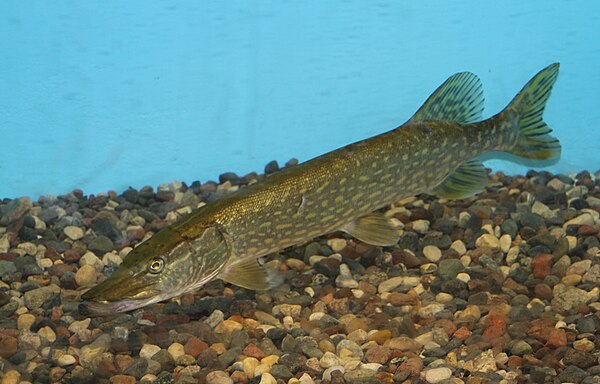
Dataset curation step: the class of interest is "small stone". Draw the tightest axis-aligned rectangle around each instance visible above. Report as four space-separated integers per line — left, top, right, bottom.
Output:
532 254 553 279
139 343 162 359
109 375 136 384
437 259 465 280
424 367 452 383
365 345 391 364
412 219 430 233
562 348 597 369
450 240 466 256
476 234 500 249
243 357 260 378
184 337 208 358
23 286 54 310
0 370 20 384
319 351 341 368
17 313 36 331
38 326 57 342
563 213 595 229
0 197 32 225
79 334 111 368
57 354 77 366
567 259 592 276
545 328 567 348
573 338 595 352
259 373 277 384
167 343 185 360
327 238 347 253
205 309 225 328
64 226 84 241
75 264 98 287
88 235 114 255
0 333 18 358
423 245 442 262
499 234 511 253
215 319 243 337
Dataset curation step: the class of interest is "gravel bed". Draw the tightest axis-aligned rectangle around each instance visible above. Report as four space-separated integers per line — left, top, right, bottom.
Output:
0 162 599 384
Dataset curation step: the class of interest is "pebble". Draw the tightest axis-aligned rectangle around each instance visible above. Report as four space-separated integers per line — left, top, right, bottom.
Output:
57 354 77 366
23 286 54 310
75 264 97 287
423 245 442 262
205 371 233 384
424 367 452 383
0 370 20 384
64 225 84 240
17 313 36 331
412 219 430 233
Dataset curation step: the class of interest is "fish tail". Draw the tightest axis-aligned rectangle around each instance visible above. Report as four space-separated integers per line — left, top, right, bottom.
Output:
504 63 561 160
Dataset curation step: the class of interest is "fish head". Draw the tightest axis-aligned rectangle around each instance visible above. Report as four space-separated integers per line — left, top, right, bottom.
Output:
80 225 229 315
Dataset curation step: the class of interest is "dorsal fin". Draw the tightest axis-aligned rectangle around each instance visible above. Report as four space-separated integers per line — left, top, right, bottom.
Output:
408 71 484 124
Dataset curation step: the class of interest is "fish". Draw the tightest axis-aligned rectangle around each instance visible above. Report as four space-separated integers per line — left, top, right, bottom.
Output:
80 63 561 315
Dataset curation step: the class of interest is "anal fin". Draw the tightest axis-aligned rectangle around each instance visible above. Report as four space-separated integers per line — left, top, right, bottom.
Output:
432 159 488 199
341 212 400 246
219 258 283 291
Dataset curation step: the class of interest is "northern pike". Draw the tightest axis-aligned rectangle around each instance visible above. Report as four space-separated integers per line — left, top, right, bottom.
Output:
80 63 561 315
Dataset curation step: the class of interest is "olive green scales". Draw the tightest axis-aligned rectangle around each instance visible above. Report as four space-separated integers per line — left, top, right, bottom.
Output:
81 63 561 314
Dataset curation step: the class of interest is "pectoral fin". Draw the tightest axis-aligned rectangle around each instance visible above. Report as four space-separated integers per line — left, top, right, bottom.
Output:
341 212 400 246
219 258 283 291
432 159 488 199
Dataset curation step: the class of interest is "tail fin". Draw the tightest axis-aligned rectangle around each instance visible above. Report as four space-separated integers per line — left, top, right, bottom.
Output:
506 63 561 160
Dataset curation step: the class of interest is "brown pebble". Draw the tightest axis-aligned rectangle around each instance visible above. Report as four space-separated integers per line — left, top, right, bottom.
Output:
242 343 265 360
577 224 598 236
532 254 554 279
63 249 81 262
109 375 136 384
48 263 76 277
368 330 392 345
184 336 208 358
534 283 553 300
0 333 18 358
365 345 392 364
483 312 508 341
507 355 522 367
345 317 368 333
545 328 567 348
388 291 419 306
398 356 423 377
358 281 377 295
392 249 423 268
453 326 472 340
114 355 134 373
230 370 248 383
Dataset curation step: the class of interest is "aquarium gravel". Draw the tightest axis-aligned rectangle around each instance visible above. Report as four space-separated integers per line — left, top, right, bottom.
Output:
0 161 599 384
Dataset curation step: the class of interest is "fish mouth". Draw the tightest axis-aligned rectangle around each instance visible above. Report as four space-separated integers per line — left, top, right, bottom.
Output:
80 270 163 315
79 299 145 316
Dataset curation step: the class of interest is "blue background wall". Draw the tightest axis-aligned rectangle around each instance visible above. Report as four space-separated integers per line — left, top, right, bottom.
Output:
1 1 599 199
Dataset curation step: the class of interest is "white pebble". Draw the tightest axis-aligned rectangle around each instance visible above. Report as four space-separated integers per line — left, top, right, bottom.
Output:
423 245 442 262
327 238 347 253
57 354 77 366
139 343 161 359
64 226 84 241
475 234 500 249
451 240 466 256
499 234 512 253
425 367 452 383
456 273 471 283
412 219 430 234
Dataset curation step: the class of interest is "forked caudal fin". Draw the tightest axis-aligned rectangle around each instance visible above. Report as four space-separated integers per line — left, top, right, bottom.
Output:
505 63 561 160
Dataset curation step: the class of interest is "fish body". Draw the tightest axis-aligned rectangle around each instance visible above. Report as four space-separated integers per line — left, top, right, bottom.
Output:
81 63 561 315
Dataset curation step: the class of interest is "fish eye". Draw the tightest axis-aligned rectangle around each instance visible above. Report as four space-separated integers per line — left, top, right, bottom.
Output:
148 257 164 274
